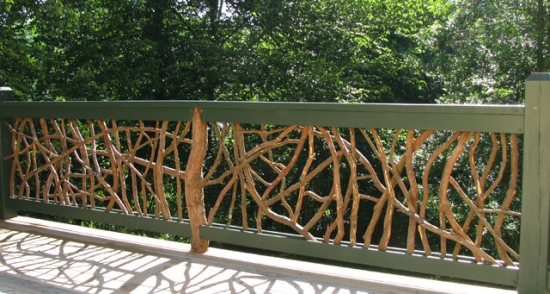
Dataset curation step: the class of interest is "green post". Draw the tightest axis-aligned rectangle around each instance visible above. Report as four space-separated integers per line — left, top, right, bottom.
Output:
518 73 550 293
0 87 16 219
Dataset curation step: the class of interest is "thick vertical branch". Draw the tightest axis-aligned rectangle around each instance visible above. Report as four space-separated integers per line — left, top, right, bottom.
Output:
375 129 396 251
233 123 249 231
405 130 418 254
294 126 315 223
321 127 344 244
153 121 172 219
185 108 209 253
173 122 184 221
494 134 519 264
438 132 474 258
346 129 360 245
419 131 460 255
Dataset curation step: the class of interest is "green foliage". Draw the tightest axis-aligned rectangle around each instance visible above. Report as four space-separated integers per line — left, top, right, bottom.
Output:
427 0 549 104
2 0 447 102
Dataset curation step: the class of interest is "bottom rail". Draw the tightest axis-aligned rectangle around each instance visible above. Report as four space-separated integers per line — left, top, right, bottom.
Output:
7 198 192 237
200 224 519 287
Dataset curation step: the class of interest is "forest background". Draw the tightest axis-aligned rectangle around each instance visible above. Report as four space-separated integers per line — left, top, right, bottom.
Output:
2 0 549 103
1 0 550 261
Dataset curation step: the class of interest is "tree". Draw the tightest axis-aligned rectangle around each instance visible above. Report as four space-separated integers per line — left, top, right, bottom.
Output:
2 0 447 102
0 0 44 100
235 0 446 102
534 0 550 71
428 0 549 104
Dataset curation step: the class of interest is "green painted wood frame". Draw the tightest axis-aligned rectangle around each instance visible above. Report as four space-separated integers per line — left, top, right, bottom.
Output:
1 77 548 292
518 73 550 293
0 100 524 132
0 88 16 219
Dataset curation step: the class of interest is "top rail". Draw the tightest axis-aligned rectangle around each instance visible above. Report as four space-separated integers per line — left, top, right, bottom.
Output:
0 101 525 133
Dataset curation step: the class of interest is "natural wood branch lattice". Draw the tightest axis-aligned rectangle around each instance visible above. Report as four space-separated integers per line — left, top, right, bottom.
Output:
7 111 520 265
9 117 192 220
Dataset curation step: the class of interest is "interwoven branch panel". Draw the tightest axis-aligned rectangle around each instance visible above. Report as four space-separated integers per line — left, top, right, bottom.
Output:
8 117 520 266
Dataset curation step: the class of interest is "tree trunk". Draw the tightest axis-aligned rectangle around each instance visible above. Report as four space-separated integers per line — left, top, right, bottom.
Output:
185 108 209 253
536 0 548 71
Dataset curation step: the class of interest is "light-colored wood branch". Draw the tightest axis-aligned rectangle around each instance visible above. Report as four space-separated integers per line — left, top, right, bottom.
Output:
8 116 521 265
419 131 460 256
185 108 209 253
405 130 418 254
449 177 518 265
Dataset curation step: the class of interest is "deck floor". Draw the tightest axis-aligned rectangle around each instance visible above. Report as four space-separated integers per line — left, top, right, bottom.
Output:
0 217 515 294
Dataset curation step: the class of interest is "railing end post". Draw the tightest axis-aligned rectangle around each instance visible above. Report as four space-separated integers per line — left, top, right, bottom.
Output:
518 72 550 293
0 87 13 104
0 87 13 101
0 86 15 220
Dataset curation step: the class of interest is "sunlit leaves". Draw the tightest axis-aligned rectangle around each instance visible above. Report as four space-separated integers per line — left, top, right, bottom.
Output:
2 0 447 102
428 0 542 104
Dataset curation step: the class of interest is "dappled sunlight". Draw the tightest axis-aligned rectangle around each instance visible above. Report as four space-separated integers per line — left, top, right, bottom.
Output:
0 226 377 293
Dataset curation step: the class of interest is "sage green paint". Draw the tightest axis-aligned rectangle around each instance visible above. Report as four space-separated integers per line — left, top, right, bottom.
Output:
8 199 192 237
0 88 16 219
0 101 524 133
518 73 550 294
0 101 195 121
0 97 534 290
200 224 518 286
198 102 525 133
527 72 550 81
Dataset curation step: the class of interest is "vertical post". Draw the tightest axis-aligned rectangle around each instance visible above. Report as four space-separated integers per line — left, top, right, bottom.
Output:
185 107 209 253
518 73 550 293
0 87 16 219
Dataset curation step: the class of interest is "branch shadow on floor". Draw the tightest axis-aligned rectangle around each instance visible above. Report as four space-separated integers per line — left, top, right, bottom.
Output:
0 229 376 294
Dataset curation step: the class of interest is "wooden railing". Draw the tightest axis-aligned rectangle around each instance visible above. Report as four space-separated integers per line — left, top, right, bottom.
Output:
0 73 549 293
